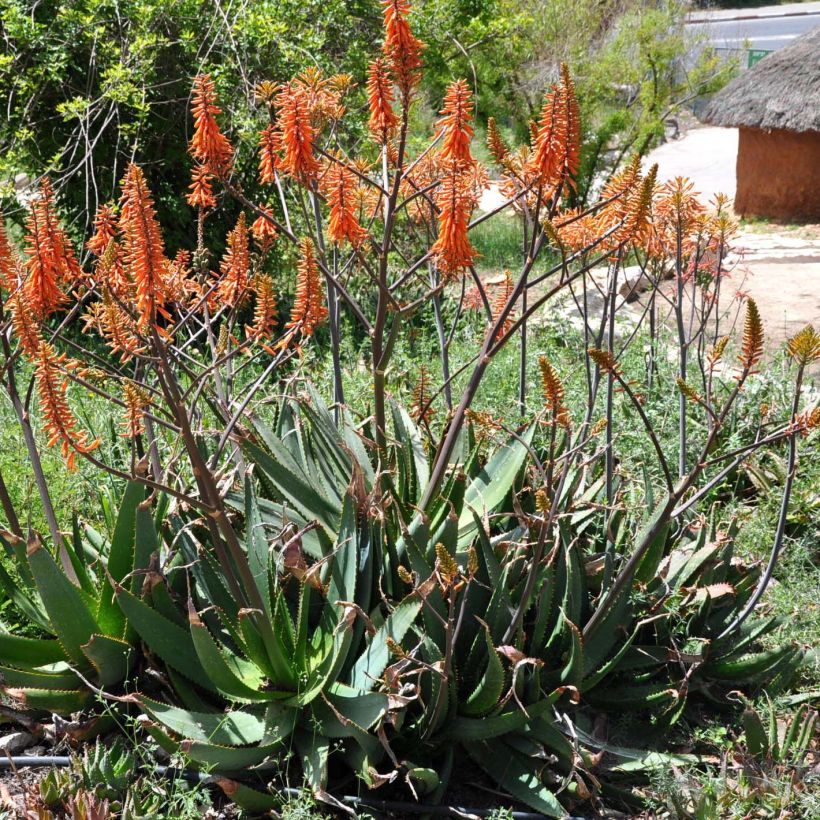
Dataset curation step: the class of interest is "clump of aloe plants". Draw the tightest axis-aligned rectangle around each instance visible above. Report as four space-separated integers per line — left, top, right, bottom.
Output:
0 1 817 815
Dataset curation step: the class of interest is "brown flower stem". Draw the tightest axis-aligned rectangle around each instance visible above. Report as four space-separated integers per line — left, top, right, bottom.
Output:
0 468 22 538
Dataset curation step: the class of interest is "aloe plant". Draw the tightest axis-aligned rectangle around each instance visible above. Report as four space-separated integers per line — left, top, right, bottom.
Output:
0 481 155 714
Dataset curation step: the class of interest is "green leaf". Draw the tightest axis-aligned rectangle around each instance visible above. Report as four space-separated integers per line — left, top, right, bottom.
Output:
462 623 505 717
0 630 66 668
466 740 565 817
243 439 341 537
81 634 134 687
114 586 213 690
96 481 145 637
244 476 272 619
447 696 558 742
457 424 534 548
189 611 278 702
349 593 423 692
28 540 99 667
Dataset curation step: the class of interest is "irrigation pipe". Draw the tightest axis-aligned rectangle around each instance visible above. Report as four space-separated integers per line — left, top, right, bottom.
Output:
0 756 585 819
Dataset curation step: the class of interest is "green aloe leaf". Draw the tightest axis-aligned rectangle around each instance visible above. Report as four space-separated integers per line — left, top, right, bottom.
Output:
349 593 423 692
462 623 505 717
81 634 134 687
114 585 213 690
457 424 534 549
465 740 565 818
0 629 66 668
27 540 99 667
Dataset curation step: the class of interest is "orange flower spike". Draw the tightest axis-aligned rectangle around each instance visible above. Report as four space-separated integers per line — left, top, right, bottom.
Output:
276 86 319 182
258 124 281 184
528 83 565 188
83 290 143 362
22 186 68 318
35 341 100 471
559 64 581 189
431 160 477 275
366 58 399 142
323 160 368 247
437 79 474 165
246 273 278 340
381 0 424 99
187 165 217 211
121 380 150 439
251 208 278 253
8 290 43 359
486 117 509 166
217 212 252 309
119 163 170 331
491 270 515 339
284 237 328 343
87 204 118 257
189 74 234 177
0 221 21 293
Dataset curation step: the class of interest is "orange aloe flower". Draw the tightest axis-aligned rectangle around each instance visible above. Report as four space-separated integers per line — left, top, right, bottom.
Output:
246 273 278 340
258 124 281 185
275 85 319 182
8 289 43 359
119 163 170 331
189 74 234 177
490 270 515 340
322 159 368 247
87 204 118 257
251 207 279 253
367 58 399 142
436 79 474 165
35 341 100 471
282 237 328 347
187 164 217 211
527 64 580 192
381 0 424 99
121 379 150 439
430 159 477 275
83 289 143 362
486 117 509 166
22 179 81 317
0 222 20 293
217 212 252 309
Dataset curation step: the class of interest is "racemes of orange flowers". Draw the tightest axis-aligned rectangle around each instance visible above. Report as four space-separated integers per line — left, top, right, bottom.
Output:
490 270 515 340
381 0 423 99
121 379 151 439
187 164 217 211
246 273 278 340
436 79 475 165
486 117 509 166
367 58 399 142
119 164 170 331
217 212 252 309
275 85 320 182
258 124 280 185
281 237 328 348
431 159 479 276
23 179 82 318
0 222 20 293
252 208 278 253
189 74 234 178
35 341 100 471
322 159 368 247
528 64 580 194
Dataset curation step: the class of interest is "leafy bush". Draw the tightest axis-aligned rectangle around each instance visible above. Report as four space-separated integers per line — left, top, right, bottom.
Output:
0 1 816 816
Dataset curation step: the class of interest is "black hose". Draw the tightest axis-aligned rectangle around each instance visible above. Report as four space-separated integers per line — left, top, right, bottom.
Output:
0 755 585 819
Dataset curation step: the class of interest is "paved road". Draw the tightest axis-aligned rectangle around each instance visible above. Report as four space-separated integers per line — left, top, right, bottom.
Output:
687 3 820 54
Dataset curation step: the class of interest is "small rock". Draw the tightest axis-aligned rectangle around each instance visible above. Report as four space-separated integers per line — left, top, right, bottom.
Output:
0 731 35 754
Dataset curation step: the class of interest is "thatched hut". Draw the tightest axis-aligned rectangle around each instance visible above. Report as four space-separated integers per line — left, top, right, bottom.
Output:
701 26 820 221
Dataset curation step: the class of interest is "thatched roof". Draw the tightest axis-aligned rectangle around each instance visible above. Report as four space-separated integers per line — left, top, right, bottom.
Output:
701 26 820 133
